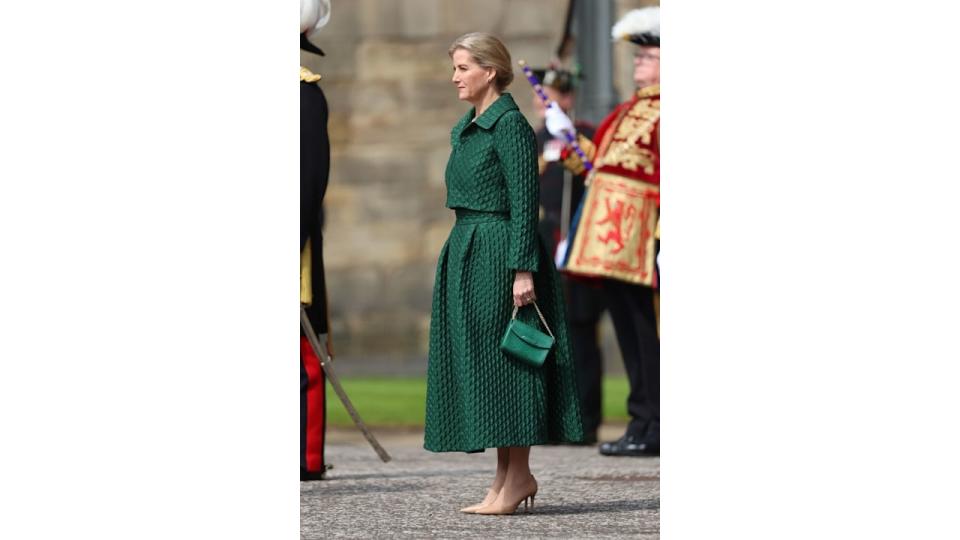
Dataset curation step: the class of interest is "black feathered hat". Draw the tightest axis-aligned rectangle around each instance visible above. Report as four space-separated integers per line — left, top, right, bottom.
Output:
301 34 325 56
530 67 580 94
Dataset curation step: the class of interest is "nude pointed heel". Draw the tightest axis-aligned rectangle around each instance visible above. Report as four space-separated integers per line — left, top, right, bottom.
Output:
460 488 500 513
474 477 538 515
521 493 535 513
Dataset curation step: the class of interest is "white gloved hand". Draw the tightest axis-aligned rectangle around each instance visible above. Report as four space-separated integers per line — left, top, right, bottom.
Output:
544 102 575 139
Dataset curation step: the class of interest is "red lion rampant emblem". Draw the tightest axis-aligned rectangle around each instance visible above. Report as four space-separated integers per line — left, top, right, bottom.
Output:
594 197 638 254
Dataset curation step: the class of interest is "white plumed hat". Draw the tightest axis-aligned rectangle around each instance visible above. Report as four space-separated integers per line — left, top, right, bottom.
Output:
300 0 331 55
611 6 660 47
301 0 331 35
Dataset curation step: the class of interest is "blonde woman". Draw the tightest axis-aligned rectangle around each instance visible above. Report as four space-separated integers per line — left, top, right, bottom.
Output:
423 32 584 515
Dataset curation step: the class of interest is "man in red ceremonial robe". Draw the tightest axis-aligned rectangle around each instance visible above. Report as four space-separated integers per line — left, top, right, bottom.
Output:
547 6 660 457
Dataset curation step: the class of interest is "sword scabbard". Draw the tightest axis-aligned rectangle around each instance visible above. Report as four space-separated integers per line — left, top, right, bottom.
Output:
301 306 392 463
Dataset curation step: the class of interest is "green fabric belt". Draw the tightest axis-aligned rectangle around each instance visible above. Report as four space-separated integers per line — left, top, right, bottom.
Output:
454 209 509 224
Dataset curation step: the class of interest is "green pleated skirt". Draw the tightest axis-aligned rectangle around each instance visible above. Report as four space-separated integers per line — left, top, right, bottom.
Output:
424 209 584 453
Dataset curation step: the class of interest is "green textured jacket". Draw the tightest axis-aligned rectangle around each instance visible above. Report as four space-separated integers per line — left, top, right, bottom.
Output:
445 93 540 272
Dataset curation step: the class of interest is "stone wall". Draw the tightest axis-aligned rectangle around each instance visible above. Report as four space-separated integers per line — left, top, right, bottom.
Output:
302 0 657 374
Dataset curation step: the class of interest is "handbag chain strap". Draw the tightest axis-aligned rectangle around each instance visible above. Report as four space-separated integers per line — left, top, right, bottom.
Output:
511 301 555 339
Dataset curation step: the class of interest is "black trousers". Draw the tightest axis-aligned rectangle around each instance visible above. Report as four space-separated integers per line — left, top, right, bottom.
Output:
602 279 660 441
564 277 606 438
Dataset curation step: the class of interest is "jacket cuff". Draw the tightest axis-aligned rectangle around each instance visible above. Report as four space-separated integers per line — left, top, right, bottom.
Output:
509 254 539 273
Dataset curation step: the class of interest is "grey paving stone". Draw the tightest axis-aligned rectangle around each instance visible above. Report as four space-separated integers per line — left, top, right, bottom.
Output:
301 428 659 539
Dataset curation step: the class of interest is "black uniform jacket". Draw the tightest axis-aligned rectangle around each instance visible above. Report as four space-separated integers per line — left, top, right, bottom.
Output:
535 121 604 323
301 76 330 333
534 121 595 257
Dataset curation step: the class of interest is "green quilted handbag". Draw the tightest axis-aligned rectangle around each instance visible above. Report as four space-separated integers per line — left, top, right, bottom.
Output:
500 302 555 368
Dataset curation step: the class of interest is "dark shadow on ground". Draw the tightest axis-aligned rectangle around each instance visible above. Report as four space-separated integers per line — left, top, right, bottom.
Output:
301 468 490 483
515 499 660 515
302 481 428 496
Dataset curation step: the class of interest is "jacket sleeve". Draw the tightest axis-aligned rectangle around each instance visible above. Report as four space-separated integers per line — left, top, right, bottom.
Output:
494 111 540 272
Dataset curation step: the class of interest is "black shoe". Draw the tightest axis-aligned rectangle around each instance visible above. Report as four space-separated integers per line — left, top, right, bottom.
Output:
598 434 659 457
300 466 330 481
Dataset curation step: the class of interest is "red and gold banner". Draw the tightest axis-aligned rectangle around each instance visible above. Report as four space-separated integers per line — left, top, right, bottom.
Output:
564 171 659 286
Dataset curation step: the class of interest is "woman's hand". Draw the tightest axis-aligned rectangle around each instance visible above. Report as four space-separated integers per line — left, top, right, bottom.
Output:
513 271 536 307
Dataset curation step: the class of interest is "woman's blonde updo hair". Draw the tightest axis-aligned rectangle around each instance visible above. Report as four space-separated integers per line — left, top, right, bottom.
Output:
448 32 514 91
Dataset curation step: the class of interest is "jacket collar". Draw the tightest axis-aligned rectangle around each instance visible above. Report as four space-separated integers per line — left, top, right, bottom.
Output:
471 93 519 130
636 84 659 99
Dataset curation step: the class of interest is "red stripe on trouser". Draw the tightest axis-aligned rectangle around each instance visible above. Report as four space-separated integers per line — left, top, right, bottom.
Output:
300 336 325 471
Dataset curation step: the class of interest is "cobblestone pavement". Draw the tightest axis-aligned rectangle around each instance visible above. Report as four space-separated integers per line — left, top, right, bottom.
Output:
301 426 659 539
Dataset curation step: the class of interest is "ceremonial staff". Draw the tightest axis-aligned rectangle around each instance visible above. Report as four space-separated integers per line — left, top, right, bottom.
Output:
517 60 594 173
300 306 392 463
